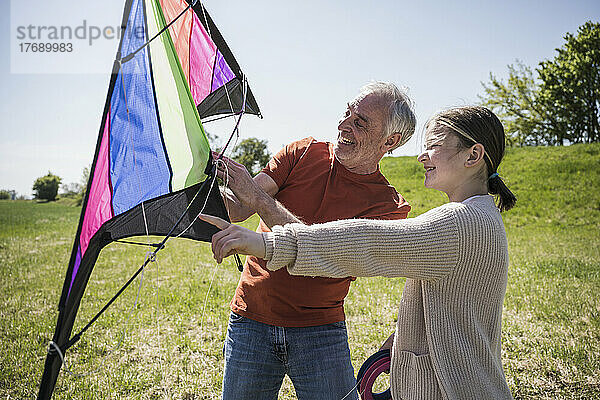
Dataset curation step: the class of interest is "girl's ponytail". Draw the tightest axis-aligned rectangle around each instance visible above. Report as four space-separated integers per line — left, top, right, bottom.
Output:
488 173 516 212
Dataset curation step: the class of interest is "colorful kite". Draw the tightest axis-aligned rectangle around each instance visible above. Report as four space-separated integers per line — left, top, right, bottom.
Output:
38 0 260 398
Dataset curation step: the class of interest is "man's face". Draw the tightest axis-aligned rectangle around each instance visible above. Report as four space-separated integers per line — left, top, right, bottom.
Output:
334 93 389 174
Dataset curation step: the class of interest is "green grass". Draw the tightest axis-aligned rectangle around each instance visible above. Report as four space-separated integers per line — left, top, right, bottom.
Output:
1 143 599 399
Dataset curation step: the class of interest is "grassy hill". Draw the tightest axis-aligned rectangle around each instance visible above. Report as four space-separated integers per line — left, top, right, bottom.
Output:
1 143 599 399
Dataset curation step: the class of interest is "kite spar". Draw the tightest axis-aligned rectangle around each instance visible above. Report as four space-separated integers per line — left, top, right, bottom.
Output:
38 0 260 398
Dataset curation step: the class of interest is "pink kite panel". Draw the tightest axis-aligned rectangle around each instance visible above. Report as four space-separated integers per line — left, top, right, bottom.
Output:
80 112 114 255
189 9 217 105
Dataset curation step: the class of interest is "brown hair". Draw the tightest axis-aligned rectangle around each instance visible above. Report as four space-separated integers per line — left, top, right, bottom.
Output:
426 106 517 212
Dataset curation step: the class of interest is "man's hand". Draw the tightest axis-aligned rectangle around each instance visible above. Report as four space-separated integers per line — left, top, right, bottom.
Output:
198 213 267 263
213 152 302 228
214 152 270 208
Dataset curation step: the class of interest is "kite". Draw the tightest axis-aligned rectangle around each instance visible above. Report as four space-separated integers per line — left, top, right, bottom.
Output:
37 0 260 398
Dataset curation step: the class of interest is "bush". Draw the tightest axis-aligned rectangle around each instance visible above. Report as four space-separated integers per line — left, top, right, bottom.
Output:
33 172 62 201
0 190 11 200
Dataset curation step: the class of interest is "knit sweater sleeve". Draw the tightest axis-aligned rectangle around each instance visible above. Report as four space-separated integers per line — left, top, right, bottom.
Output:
263 203 461 280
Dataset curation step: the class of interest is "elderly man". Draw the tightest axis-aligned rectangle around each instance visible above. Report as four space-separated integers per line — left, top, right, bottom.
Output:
215 82 416 400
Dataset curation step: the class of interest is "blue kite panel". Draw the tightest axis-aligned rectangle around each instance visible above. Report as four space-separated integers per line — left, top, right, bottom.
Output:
109 0 171 216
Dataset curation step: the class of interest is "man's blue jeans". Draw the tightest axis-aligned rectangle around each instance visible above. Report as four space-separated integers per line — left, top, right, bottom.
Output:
222 312 358 400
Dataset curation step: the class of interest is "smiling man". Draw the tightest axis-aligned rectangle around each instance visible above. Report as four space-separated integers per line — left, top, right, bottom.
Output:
215 82 416 400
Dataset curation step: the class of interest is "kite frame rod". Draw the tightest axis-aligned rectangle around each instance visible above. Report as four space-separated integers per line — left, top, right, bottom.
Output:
119 0 198 64
115 239 162 247
202 112 241 124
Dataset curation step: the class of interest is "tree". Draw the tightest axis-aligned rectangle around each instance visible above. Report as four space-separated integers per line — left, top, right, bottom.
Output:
480 61 550 146
480 21 600 146
0 190 12 200
230 138 271 176
58 165 89 205
33 172 62 201
538 21 600 144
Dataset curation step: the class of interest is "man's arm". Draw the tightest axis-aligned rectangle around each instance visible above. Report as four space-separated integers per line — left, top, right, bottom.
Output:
216 154 303 228
222 172 278 222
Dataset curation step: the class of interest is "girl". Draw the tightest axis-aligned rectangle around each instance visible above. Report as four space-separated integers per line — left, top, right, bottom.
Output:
200 106 516 399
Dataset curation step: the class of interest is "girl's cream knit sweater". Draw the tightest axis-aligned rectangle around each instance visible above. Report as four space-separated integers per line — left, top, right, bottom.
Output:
263 195 513 400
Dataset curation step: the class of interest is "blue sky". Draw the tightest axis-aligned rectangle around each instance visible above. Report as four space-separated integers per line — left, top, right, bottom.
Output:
1 0 598 197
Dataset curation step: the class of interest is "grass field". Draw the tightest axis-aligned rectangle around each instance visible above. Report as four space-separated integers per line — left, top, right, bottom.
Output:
1 143 599 399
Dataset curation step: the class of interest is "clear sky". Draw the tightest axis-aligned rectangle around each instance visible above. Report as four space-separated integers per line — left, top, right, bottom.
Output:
1 0 598 197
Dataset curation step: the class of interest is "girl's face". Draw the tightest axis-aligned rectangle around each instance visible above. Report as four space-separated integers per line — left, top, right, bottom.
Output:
417 130 469 195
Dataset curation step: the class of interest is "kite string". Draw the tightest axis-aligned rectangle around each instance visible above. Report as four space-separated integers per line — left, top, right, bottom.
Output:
215 74 248 161
222 76 235 115
216 159 233 219
214 76 246 221
178 71 244 378
338 380 361 400
174 158 233 238
174 169 218 238
140 192 164 390
336 317 361 400
196 259 221 389
198 261 220 340
95 0 242 372
174 74 248 238
154 252 165 394
223 76 247 147
334 316 389 400
48 258 148 378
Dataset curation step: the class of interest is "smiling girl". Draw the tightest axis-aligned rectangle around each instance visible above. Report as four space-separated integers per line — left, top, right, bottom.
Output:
201 106 517 399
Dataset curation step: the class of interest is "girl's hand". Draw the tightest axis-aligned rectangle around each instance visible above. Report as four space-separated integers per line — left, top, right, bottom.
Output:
198 214 266 263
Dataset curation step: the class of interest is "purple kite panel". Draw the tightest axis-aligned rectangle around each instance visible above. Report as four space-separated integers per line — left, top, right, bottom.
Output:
211 50 235 92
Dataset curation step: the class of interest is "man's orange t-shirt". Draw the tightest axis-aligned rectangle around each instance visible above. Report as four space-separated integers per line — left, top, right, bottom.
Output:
230 137 410 327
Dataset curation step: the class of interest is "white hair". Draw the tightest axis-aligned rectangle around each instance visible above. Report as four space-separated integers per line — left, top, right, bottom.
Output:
358 81 417 149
